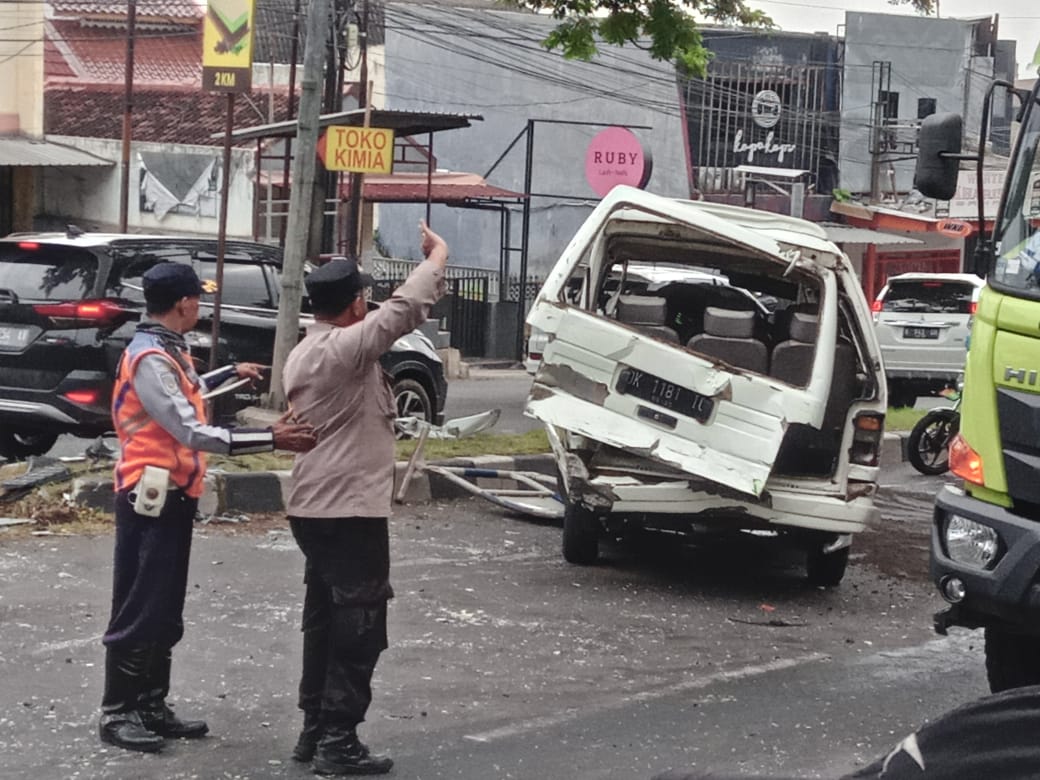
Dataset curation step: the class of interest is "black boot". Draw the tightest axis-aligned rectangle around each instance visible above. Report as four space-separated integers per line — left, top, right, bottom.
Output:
312 725 392 776
293 710 323 762
138 647 209 739
98 645 164 753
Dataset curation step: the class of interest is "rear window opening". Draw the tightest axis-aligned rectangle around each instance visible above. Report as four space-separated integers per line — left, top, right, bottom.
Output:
881 281 975 314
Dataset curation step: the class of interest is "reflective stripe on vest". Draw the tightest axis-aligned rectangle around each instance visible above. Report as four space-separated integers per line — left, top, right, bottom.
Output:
112 347 208 499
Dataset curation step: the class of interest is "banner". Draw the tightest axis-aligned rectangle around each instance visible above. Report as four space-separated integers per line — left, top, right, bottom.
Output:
202 0 255 93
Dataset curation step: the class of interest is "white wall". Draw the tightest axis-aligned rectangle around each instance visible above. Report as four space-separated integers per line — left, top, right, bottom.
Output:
39 137 258 238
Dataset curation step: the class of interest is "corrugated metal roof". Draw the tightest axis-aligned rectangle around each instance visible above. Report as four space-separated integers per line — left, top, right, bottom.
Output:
821 224 924 246
0 137 114 167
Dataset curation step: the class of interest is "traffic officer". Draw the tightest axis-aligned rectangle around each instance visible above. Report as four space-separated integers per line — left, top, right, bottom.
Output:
99 262 317 753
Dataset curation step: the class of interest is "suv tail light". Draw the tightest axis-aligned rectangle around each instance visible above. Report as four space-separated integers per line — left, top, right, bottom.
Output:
870 300 882 313
33 300 133 327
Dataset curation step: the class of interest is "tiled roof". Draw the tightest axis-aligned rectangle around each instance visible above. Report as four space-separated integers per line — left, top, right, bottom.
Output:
47 19 202 85
45 85 295 146
50 1 203 21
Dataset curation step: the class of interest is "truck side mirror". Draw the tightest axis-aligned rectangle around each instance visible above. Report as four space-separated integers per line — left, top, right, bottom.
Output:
914 113 963 201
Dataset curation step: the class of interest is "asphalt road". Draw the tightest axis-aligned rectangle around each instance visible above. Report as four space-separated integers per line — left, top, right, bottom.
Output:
0 465 990 780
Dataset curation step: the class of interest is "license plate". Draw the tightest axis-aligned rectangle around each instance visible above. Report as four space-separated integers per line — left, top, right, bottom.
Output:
0 325 31 349
904 326 939 339
616 367 714 423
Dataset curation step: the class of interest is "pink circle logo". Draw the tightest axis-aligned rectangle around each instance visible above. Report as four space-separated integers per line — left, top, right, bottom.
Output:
584 127 652 198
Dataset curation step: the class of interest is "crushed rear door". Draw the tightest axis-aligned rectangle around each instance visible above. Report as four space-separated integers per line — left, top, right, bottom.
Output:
525 187 837 498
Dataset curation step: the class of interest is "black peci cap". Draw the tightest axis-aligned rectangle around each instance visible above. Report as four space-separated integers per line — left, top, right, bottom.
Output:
305 257 373 314
142 262 204 309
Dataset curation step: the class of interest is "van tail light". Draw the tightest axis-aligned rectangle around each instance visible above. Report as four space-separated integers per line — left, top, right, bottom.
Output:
949 433 984 485
33 300 133 327
63 389 101 405
850 412 884 466
870 300 882 313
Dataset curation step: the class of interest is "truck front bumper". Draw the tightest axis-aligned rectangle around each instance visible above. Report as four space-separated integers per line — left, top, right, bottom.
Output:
932 484 1040 635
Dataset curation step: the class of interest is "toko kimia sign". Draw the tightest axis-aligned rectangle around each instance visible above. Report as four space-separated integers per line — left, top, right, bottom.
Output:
584 127 652 197
319 127 395 174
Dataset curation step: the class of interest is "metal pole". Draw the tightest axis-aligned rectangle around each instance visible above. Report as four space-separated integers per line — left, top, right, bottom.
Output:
210 93 235 372
268 0 331 409
345 0 368 257
279 0 302 246
119 0 137 232
514 120 534 361
425 132 434 224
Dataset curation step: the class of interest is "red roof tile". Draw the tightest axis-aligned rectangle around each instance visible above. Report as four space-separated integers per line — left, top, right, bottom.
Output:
47 19 202 85
45 85 295 146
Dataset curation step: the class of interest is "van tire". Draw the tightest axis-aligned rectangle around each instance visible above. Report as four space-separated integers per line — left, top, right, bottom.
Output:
984 628 1040 693
806 544 849 586
563 503 600 565
0 429 59 460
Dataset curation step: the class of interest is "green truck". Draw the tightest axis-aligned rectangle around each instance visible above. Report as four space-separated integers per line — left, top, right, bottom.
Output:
916 71 1040 692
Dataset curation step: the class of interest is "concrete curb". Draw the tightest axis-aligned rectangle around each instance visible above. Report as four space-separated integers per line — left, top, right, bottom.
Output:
71 434 909 516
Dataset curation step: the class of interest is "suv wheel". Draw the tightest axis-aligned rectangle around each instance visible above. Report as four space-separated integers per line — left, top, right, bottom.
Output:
0 429 59 460
393 378 432 431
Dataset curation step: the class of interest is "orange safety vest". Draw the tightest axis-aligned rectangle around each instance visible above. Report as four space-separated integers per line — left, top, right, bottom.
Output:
112 346 208 499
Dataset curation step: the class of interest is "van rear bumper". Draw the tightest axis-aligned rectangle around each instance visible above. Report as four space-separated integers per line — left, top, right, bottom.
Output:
589 476 876 534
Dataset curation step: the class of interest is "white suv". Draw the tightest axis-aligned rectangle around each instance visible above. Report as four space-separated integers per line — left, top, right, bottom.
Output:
872 272 984 407
525 186 886 586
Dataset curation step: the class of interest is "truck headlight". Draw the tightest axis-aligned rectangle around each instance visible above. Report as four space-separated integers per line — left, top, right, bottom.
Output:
945 515 999 569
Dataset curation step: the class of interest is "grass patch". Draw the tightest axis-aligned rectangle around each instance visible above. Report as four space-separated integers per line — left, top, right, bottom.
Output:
395 429 550 460
886 406 929 431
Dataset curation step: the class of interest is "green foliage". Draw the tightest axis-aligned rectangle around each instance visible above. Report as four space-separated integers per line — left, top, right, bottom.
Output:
831 188 852 203
887 0 936 15
509 0 773 76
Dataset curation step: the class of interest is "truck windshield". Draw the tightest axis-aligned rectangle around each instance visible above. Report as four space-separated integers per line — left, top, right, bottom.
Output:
993 86 1040 296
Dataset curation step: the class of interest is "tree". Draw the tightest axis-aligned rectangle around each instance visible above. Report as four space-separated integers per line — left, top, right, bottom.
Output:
510 0 935 77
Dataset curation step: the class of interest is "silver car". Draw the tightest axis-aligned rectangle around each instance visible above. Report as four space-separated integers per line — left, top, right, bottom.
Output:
872 272 984 407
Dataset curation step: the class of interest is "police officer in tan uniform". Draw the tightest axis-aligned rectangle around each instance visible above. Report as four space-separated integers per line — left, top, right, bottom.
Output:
283 222 447 775
100 262 316 753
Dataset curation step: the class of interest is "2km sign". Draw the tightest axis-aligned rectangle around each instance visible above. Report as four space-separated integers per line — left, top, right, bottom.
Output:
319 126 394 174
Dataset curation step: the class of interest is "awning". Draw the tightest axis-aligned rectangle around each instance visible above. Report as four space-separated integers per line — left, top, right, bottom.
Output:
0 136 114 167
350 172 524 204
214 108 483 144
821 223 924 246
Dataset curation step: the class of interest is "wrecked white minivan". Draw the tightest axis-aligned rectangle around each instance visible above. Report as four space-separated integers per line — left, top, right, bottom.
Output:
525 186 886 586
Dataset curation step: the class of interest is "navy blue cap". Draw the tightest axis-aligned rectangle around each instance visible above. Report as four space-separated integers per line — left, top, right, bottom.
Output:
305 257 372 314
142 262 204 308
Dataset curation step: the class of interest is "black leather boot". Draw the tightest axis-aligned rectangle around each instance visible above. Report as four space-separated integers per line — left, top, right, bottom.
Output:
138 647 209 739
98 645 164 753
293 710 323 762
312 726 392 776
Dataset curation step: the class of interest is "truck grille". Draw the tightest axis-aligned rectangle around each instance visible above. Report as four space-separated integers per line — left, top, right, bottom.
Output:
997 387 1040 508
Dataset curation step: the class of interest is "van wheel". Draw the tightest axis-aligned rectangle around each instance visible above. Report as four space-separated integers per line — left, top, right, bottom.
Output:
563 503 600 565
0 429 59 460
806 544 849 586
984 627 1040 693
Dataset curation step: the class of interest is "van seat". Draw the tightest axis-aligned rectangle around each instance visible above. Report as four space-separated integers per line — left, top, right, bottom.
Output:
771 312 818 386
686 307 768 373
616 295 679 344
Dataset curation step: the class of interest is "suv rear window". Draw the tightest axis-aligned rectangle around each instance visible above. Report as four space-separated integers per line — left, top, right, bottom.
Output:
0 245 99 301
881 280 975 314
106 244 276 308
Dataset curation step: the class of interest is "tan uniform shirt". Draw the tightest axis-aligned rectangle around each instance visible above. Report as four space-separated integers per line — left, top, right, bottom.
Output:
284 260 445 518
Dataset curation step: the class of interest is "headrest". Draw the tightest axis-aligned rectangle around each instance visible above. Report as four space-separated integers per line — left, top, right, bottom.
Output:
788 312 819 343
703 307 755 338
616 295 667 325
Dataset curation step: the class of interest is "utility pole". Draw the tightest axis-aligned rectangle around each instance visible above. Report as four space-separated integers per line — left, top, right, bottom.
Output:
345 0 368 256
119 0 137 232
267 0 331 409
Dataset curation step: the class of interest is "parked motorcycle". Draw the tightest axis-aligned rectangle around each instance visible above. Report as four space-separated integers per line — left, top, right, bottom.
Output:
907 385 961 475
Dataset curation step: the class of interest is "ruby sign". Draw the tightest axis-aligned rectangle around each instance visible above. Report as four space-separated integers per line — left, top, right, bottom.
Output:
584 127 652 197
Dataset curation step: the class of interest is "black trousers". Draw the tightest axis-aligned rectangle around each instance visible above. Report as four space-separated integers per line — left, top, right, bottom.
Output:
103 489 197 650
289 517 392 727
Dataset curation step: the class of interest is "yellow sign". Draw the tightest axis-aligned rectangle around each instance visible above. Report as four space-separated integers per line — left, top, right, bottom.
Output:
323 127 394 174
202 0 255 93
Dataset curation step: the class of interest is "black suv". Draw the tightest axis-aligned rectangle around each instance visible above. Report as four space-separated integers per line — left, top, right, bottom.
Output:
0 232 447 458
